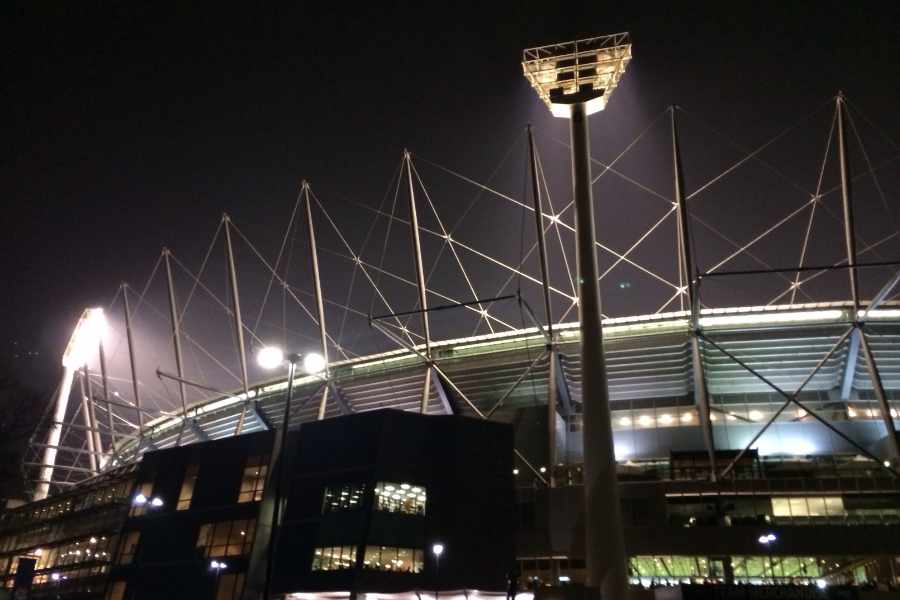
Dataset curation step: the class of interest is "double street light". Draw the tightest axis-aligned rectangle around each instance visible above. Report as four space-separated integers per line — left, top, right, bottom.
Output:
255 345 326 600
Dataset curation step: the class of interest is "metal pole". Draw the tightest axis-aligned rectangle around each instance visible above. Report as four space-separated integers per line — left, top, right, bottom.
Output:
836 92 861 309
77 369 98 474
858 332 900 460
671 107 717 481
223 214 251 434
304 183 332 421
527 125 554 338
122 284 144 436
34 367 76 500
568 101 628 599
98 340 117 457
82 367 102 473
163 248 189 444
264 357 296 599
404 150 432 412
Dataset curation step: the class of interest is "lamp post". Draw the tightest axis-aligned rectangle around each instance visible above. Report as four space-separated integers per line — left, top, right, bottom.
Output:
257 345 326 599
210 560 228 599
522 33 632 600
432 543 444 600
757 533 777 584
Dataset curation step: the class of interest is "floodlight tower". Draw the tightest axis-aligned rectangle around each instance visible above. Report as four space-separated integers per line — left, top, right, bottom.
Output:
35 308 107 501
522 33 632 600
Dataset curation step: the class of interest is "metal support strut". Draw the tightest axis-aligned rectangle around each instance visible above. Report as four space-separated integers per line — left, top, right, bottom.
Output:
163 248 189 445
224 214 251 435
303 183 333 421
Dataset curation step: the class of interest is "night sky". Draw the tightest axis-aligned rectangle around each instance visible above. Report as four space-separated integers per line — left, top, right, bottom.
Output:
2 3 899 399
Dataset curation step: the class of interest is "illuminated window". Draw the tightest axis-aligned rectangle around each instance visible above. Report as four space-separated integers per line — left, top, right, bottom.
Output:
130 482 153 517
117 532 140 565
374 482 426 515
215 572 245 600
771 496 845 518
237 457 268 503
311 546 358 571
177 464 200 511
106 581 127 600
196 520 256 557
362 546 423 573
322 483 365 514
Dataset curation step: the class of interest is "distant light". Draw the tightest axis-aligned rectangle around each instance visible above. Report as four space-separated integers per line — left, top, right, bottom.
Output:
659 414 674 425
539 466 547 474
726 414 737 421
884 460 892 468
432 543 444 557
848 407 857 418
303 352 327 375
33 548 42 556
51 573 61 581
559 576 571 583
150 497 164 507
816 580 827 590
89 537 97 544
512 469 519 476
638 415 653 427
796 408 807 418
132 493 148 506
758 535 769 544
766 533 776 542
748 410 763 421
256 345 285 370
680 412 694 423
619 416 632 427
62 308 107 369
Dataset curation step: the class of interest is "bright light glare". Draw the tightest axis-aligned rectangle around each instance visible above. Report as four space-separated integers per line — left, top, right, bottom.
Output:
51 573 61 581
132 493 147 506
758 535 769 544
816 579 827 589
257 345 285 370
150 497 164 507
62 308 107 368
303 352 326 374
432 543 444 557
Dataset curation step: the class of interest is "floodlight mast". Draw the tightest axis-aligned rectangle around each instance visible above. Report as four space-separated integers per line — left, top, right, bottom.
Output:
522 33 631 600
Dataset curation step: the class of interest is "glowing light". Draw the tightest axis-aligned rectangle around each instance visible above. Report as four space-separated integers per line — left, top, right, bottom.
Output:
150 496 164 507
726 414 737 421
884 460 892 468
680 412 694 423
51 573 61 581
559 576 571 582
132 493 147 506
62 308 107 369
618 416 632 427
699 309 843 329
89 537 97 544
848 407 857 418
539 466 547 474
796 408 807 418
638 415 653 427
303 352 327 374
256 345 285 370
816 580 827 590
431 543 444 557
659 414 674 425
512 469 519 475
748 410 763 422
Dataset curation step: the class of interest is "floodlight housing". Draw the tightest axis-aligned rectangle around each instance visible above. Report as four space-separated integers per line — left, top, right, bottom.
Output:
61 308 107 369
522 32 632 118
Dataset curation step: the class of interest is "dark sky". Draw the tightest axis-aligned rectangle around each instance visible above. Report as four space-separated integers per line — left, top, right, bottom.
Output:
2 2 899 396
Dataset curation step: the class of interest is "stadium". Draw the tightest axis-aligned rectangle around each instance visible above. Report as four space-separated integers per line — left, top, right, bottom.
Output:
4 34 900 599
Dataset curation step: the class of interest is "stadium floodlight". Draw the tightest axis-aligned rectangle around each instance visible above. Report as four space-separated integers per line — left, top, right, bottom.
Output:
132 493 148 506
522 32 631 600
431 543 444 558
522 33 631 118
256 345 285 370
35 307 109 501
303 352 327 375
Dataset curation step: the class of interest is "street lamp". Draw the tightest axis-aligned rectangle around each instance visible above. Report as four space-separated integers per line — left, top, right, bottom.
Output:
256 345 326 599
758 533 778 583
210 560 227 599
522 32 632 600
432 543 445 600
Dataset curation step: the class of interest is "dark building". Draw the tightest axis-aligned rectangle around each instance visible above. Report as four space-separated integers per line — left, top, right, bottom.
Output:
0 410 515 599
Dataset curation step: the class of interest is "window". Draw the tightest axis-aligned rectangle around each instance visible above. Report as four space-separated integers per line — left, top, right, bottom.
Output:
362 546 423 573
322 483 365 514
177 465 200 511
106 581 127 600
215 572 245 600
237 457 268 503
130 482 153 517
374 482 426 515
771 496 845 518
312 546 357 571
196 520 256 557
116 532 140 565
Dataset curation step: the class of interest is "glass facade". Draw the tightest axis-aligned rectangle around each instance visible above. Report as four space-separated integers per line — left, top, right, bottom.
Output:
215 572 245 600
322 483 365 513
177 464 200 511
116 532 140 565
374 482 426 515
362 546 424 573
312 546 357 571
237 456 267 503
195 520 256 558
